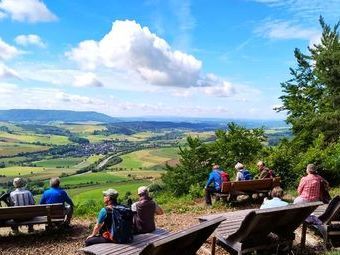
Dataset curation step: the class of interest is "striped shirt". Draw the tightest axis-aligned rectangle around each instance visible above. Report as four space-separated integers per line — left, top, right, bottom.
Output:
10 188 35 206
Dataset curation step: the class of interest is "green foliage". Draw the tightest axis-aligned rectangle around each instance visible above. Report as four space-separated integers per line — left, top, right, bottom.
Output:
272 17 340 186
162 123 265 195
188 183 204 199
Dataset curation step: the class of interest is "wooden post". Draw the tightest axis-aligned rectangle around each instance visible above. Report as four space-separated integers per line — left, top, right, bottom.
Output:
211 236 216 255
46 205 52 227
300 222 307 253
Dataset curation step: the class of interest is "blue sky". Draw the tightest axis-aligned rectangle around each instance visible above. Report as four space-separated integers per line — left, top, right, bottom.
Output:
0 0 339 119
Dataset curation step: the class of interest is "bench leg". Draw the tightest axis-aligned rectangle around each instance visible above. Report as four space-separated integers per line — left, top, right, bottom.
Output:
211 236 216 255
300 223 307 252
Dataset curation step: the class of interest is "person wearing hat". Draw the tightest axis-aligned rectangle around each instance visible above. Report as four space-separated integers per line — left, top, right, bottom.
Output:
131 186 163 234
235 162 252 181
40 177 74 226
85 188 119 246
10 177 35 233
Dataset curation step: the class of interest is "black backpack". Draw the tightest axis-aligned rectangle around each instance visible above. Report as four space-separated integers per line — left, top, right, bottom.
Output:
108 205 134 243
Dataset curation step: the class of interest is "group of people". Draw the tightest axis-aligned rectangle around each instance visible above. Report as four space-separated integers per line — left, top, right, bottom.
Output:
205 161 275 205
205 162 330 209
6 176 163 247
5 162 329 246
7 177 74 233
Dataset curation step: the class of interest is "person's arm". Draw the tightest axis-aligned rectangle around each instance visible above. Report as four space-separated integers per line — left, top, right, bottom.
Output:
297 177 305 195
235 172 241 181
62 191 74 207
39 192 46 204
205 173 213 188
86 208 106 240
28 192 35 205
155 203 164 215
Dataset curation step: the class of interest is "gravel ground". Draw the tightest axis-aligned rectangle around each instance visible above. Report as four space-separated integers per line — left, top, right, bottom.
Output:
0 212 331 255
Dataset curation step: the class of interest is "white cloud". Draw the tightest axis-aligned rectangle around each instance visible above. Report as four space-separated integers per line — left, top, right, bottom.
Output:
0 38 20 60
0 10 6 19
255 20 321 45
0 63 19 79
55 92 94 104
73 72 103 88
0 0 57 23
201 81 235 97
15 34 46 48
66 20 233 90
0 82 17 94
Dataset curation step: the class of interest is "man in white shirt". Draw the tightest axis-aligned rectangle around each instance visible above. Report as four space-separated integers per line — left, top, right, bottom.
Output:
10 177 35 233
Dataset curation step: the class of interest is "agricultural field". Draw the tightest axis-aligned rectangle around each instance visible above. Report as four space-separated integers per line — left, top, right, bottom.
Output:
0 166 45 176
33 157 85 168
58 123 107 134
0 131 70 145
60 172 127 186
0 142 49 157
112 147 179 170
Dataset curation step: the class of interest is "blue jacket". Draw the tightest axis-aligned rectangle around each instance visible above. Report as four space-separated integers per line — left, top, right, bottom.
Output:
205 169 222 191
40 187 74 206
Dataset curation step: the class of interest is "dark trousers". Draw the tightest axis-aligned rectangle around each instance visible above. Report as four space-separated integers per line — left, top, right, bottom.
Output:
205 187 218 205
85 236 113 246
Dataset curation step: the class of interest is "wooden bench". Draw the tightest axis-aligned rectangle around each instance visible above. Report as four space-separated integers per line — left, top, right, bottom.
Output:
200 202 322 254
79 216 225 255
216 177 281 201
301 196 340 248
0 203 65 229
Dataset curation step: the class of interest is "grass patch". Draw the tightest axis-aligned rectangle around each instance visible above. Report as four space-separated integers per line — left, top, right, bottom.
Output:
0 166 45 176
61 172 127 186
0 142 49 157
33 157 85 168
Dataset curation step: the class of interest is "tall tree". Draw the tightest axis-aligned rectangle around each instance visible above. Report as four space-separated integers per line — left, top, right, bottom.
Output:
278 17 340 145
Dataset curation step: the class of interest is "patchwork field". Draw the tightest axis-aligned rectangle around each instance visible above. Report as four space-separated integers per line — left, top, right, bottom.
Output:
33 157 85 168
112 147 179 170
0 166 45 176
0 142 49 157
0 131 70 145
58 123 107 133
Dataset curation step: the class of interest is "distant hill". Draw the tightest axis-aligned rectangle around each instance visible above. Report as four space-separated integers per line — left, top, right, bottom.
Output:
0 109 117 123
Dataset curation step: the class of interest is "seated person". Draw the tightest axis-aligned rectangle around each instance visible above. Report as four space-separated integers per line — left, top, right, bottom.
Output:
40 177 74 225
85 189 119 246
132 186 163 234
294 164 329 204
260 186 288 209
234 162 252 181
256 161 273 179
10 177 35 233
204 164 223 205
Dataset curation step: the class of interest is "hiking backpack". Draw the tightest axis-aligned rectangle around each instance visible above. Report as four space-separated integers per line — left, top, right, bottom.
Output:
219 171 229 182
242 170 252 180
108 205 134 243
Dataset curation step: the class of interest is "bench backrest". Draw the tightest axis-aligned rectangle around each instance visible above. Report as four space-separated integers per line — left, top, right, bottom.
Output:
0 204 64 221
221 177 281 193
139 216 225 255
318 196 340 224
227 202 322 243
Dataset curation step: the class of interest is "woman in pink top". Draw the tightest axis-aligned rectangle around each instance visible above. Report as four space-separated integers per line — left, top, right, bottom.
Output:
294 164 328 204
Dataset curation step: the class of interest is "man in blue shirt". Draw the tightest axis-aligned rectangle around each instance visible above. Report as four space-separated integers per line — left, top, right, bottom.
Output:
40 177 74 225
204 164 222 205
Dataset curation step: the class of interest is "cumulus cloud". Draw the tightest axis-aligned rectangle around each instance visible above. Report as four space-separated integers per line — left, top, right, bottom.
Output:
0 63 19 79
0 82 17 94
55 92 94 104
0 0 57 23
73 72 103 88
0 38 20 60
67 20 233 90
15 34 46 47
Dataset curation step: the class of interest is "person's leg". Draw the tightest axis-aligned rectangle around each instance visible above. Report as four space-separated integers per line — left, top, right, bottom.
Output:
64 205 74 225
293 196 308 204
85 236 112 246
205 187 215 205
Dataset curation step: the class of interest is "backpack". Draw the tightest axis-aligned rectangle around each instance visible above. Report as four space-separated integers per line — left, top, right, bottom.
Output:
242 170 252 180
219 171 229 182
268 169 275 178
107 205 134 243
